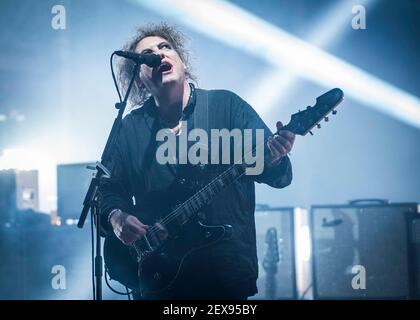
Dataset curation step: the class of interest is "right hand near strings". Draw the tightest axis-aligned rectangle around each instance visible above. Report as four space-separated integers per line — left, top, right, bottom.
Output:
109 210 149 245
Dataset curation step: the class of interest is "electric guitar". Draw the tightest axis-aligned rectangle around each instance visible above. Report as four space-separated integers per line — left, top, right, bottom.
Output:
103 88 344 296
262 227 280 299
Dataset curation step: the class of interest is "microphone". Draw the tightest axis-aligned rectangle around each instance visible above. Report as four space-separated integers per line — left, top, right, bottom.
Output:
114 51 162 67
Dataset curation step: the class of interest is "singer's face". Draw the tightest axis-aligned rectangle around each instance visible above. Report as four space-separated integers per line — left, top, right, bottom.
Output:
135 36 186 93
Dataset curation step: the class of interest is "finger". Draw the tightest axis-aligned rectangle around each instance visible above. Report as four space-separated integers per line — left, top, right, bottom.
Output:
121 217 146 234
272 135 292 153
128 215 149 229
270 138 288 156
126 222 148 237
278 130 295 142
276 121 283 133
267 139 278 157
116 229 140 245
121 233 141 245
267 139 282 159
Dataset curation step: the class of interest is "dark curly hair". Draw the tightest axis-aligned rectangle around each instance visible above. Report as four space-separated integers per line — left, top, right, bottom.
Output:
117 22 196 107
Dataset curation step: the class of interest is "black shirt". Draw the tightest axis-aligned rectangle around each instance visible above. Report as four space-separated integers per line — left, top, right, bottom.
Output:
99 85 292 299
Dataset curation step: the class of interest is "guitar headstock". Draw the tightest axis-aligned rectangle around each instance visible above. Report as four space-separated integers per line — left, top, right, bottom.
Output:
281 88 344 136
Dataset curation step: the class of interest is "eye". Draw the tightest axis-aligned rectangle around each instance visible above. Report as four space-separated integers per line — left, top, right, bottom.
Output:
141 49 152 54
160 43 172 50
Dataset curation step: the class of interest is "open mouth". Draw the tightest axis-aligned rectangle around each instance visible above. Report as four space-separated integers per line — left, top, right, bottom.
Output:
158 61 173 74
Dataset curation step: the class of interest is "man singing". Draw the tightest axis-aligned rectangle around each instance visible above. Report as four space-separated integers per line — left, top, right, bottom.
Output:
100 22 295 300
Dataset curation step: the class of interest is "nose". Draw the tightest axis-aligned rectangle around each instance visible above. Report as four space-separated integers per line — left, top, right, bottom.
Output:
154 50 165 59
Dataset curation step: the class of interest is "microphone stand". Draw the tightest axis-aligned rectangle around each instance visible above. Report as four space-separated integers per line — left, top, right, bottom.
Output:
77 59 140 300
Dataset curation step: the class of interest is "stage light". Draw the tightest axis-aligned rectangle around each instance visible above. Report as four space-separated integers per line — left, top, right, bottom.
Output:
294 208 313 299
65 218 78 226
249 0 378 120
137 0 420 128
298 225 311 262
0 148 52 171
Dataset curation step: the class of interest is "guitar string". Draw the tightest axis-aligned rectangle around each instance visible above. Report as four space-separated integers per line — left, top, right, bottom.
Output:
148 120 299 231
139 131 281 243
149 136 269 228
135 155 251 249
142 161 244 239
130 100 339 276
133 94 340 245
138 124 296 245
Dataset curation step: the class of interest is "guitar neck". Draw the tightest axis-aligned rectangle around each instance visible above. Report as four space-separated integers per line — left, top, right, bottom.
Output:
161 163 247 228
162 131 278 228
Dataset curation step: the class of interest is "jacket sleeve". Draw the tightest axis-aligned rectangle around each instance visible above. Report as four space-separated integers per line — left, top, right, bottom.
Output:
98 128 135 235
230 92 293 188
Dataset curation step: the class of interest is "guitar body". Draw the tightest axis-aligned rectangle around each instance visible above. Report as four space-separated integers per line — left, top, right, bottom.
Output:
104 219 232 295
265 274 277 300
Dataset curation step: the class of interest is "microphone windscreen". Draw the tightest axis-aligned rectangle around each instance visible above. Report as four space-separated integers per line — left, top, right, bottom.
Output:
144 54 162 68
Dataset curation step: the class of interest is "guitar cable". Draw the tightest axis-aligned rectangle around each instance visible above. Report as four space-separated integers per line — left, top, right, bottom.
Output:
92 54 133 300
90 210 133 299
111 52 123 103
104 267 133 298
90 211 97 300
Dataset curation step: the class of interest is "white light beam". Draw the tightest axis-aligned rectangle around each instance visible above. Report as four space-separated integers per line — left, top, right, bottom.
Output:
135 0 420 128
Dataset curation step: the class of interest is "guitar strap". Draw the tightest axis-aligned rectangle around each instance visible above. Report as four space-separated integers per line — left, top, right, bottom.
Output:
193 88 210 165
193 88 210 133
193 88 231 148
193 88 233 175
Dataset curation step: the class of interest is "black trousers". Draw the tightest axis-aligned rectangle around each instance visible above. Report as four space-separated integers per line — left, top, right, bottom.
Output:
132 279 251 300
133 290 249 300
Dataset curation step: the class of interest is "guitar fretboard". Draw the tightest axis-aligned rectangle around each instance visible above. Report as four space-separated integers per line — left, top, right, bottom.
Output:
162 163 247 228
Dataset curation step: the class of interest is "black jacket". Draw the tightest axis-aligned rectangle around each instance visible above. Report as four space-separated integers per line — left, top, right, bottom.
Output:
99 86 292 298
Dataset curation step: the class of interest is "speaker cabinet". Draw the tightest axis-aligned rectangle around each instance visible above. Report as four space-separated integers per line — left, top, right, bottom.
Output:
0 213 127 300
57 163 94 219
0 170 38 225
310 202 419 299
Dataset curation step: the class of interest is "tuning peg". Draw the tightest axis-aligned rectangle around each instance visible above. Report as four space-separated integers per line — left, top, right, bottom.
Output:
309 131 313 136
332 109 337 115
317 123 321 129
324 116 329 122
